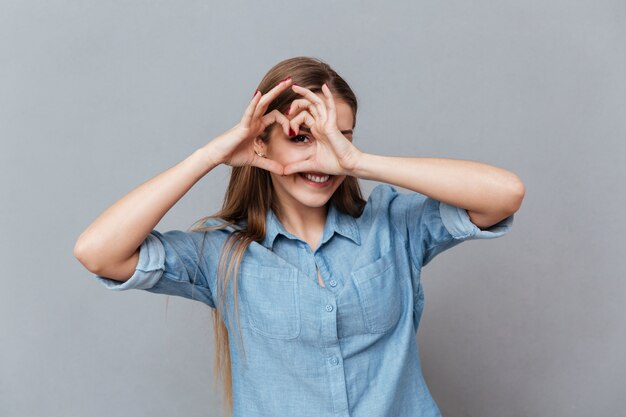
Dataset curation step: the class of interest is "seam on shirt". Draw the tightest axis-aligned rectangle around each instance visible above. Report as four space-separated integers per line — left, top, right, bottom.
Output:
401 191 433 316
404 197 422 273
397 190 426 276
392 205 409 253
189 251 205 304
409 261 418 312
408 197 448 271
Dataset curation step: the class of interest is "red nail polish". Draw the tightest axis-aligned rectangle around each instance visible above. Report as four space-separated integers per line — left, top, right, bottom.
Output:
252 89 258 98
285 107 290 116
289 128 295 136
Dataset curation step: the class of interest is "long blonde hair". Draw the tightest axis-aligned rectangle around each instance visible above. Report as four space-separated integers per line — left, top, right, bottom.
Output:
187 56 365 416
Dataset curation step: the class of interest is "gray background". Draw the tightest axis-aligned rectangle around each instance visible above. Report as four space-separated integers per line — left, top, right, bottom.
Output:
2 1 624 416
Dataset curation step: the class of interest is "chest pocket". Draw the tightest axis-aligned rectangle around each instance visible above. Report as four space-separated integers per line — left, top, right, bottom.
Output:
237 262 300 340
351 250 403 334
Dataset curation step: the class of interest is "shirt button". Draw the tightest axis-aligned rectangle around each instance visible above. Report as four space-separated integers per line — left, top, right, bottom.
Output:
330 357 339 365
325 304 333 312
329 279 337 287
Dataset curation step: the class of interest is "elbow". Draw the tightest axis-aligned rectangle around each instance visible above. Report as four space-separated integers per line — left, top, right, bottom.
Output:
73 238 100 273
470 175 525 229
505 176 526 214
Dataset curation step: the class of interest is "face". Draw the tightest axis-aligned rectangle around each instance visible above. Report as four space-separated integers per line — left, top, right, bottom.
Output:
260 95 355 213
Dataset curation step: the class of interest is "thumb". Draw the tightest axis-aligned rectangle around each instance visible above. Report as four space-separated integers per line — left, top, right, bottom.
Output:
283 159 317 176
252 157 285 176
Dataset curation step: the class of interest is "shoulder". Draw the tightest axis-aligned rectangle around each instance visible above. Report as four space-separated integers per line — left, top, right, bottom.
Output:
191 217 245 232
365 183 397 208
176 217 244 250
365 183 428 212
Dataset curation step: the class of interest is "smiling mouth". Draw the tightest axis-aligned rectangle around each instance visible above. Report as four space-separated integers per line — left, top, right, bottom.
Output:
298 172 332 184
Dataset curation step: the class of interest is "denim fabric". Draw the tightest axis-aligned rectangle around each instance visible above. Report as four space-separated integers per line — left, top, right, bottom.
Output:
93 184 514 417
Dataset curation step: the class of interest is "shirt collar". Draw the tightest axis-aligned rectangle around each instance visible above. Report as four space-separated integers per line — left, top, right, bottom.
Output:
261 201 361 249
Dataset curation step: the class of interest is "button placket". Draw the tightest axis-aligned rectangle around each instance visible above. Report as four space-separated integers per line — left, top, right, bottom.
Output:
314 252 340 291
297 240 323 287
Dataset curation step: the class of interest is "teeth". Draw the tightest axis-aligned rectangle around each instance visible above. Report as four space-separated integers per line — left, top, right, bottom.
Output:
302 173 330 183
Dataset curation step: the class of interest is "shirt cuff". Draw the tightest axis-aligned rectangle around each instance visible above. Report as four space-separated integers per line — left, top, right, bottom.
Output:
439 201 514 240
91 232 165 290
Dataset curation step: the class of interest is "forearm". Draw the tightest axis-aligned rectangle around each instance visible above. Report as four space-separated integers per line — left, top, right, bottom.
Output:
73 145 220 271
352 153 524 215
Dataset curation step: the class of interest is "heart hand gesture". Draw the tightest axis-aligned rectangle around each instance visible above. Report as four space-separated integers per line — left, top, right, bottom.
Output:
282 83 363 177
206 78 294 175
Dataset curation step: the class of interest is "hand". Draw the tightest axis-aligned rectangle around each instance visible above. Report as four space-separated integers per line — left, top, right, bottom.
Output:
204 78 294 175
282 83 363 176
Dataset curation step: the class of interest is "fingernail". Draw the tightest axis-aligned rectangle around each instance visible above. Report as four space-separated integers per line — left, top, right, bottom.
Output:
289 128 295 136
280 76 292 83
292 83 299 86
285 107 290 116
252 89 258 98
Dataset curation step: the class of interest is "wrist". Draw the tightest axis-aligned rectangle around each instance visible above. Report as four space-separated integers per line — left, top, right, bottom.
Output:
346 151 371 179
193 144 223 172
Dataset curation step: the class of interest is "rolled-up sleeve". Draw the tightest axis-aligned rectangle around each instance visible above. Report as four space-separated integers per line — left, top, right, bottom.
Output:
439 201 514 240
417 197 514 267
93 233 165 291
92 230 216 308
384 184 514 268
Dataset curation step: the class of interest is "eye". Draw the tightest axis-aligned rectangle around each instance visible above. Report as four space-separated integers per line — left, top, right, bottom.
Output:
289 134 310 143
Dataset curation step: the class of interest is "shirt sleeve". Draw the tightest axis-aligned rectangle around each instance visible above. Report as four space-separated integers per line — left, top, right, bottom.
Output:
385 184 515 268
91 230 216 308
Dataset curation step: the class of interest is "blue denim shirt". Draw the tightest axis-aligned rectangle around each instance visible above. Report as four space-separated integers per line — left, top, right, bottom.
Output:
93 184 514 417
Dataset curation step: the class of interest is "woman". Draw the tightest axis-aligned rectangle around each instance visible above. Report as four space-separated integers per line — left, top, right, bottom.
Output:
74 56 524 417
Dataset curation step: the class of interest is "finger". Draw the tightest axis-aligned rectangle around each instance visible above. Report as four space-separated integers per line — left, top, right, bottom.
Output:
252 156 285 176
283 159 318 176
286 98 316 117
253 78 293 120
241 90 264 127
260 109 292 137
289 110 316 136
288 98 319 121
291 85 326 116
321 83 337 123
